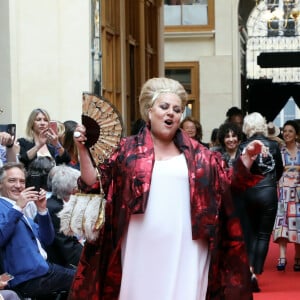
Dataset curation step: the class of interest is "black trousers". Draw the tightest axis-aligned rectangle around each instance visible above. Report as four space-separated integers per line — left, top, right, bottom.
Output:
13 262 75 298
239 185 278 274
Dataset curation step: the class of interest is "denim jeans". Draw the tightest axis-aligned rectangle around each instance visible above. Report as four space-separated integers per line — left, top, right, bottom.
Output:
14 262 76 297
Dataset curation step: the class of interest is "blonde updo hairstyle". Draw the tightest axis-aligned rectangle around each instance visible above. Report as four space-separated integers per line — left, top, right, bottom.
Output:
139 77 188 123
243 112 268 138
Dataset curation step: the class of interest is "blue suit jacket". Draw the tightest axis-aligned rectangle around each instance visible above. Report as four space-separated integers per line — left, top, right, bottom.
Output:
0 198 55 287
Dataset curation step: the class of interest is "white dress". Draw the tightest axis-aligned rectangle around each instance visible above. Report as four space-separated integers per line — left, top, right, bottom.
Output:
119 154 211 300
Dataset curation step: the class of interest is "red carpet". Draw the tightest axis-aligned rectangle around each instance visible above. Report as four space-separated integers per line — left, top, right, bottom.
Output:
254 240 300 299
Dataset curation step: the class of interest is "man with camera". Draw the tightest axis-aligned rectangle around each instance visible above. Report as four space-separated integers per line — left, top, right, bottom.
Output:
0 162 75 298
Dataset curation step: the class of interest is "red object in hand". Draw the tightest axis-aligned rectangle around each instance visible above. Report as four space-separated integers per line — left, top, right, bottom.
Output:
247 141 262 157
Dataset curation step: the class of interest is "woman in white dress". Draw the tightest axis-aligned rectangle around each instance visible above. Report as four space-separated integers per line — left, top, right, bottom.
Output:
69 77 268 300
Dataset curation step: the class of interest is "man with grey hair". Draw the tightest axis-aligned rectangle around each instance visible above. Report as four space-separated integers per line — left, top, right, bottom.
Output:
0 162 75 298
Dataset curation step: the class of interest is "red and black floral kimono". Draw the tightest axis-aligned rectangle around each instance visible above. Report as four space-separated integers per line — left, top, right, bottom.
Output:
69 126 261 300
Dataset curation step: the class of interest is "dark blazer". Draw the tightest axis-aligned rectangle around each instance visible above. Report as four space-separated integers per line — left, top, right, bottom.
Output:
17 138 71 169
46 195 83 267
0 198 55 287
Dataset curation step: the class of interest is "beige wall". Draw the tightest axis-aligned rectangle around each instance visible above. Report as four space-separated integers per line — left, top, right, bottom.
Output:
0 0 90 139
0 0 12 122
1 0 242 142
164 0 241 143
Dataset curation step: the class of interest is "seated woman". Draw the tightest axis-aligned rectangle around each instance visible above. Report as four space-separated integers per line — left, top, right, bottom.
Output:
45 165 83 268
17 108 70 170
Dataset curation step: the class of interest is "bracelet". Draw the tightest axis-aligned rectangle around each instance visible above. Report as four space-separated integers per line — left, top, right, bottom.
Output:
6 143 14 148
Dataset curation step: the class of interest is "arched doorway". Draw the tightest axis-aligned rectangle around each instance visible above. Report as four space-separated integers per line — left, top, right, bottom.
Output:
239 0 300 123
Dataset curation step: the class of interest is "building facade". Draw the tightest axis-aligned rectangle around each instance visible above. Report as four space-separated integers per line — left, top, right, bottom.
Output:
2 0 299 141
0 0 164 137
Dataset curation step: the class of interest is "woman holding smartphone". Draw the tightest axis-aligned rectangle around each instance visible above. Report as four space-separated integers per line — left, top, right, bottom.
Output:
17 108 70 170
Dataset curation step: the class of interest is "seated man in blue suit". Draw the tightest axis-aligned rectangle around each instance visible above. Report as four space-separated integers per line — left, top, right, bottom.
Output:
0 162 75 298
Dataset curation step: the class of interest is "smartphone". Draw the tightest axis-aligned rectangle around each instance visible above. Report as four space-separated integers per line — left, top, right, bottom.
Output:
0 272 14 282
0 124 16 136
49 120 58 134
27 174 42 191
0 124 16 143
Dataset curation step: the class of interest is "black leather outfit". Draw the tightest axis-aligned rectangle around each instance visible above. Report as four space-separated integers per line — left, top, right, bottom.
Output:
239 134 284 274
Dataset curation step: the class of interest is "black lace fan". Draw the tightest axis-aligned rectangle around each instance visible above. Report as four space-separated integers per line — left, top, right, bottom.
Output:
82 93 124 165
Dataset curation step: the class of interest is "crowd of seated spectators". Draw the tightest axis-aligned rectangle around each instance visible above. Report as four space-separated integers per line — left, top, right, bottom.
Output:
0 108 81 299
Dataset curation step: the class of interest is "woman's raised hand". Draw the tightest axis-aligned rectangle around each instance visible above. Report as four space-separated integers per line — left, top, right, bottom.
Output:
241 140 269 169
73 125 87 149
